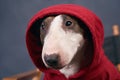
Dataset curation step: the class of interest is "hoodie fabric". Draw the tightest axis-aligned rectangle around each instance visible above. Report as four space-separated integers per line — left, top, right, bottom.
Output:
26 4 120 80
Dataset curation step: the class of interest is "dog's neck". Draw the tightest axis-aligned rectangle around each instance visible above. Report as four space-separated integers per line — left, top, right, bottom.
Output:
60 41 93 78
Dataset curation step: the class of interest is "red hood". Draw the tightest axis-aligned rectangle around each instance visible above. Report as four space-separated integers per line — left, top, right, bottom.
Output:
26 4 120 80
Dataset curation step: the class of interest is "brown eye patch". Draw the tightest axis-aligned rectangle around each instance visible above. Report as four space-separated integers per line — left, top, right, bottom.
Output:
61 15 84 34
40 16 55 44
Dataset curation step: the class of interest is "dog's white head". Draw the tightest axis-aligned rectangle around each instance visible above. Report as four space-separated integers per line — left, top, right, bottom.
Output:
40 14 85 69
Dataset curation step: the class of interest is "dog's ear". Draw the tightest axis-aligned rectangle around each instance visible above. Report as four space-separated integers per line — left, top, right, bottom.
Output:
68 15 92 42
75 18 93 42
28 16 50 46
29 18 42 46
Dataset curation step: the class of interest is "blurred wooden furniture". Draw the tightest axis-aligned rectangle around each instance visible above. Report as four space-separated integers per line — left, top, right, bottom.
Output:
2 69 42 80
112 25 119 36
117 64 120 72
103 25 120 65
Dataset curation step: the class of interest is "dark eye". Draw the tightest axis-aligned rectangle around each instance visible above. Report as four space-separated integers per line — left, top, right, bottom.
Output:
40 22 45 30
65 21 72 26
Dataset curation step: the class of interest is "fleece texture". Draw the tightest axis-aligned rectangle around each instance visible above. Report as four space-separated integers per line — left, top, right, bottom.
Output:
26 4 120 80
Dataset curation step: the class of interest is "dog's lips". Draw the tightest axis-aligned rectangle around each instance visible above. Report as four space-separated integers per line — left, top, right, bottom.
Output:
44 60 67 70
49 65 65 70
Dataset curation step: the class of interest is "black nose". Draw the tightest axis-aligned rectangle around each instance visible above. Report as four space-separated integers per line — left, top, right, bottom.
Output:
44 54 59 68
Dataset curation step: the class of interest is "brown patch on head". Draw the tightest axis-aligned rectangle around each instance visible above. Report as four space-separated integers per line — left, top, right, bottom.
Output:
61 15 84 34
60 14 93 42
40 16 55 44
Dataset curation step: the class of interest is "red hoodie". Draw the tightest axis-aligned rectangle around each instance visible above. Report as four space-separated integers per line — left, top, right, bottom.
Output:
26 4 120 80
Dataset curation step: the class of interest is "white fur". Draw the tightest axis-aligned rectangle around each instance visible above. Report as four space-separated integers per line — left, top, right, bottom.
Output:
42 15 84 78
60 64 80 78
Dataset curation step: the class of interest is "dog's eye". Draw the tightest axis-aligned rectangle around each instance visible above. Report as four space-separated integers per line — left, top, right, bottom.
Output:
40 22 46 30
65 21 72 26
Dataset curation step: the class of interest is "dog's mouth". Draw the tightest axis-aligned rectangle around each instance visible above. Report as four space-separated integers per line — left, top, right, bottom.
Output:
48 65 65 70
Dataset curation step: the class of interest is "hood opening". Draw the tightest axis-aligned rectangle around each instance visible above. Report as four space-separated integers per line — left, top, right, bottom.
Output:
28 13 94 73
26 4 104 75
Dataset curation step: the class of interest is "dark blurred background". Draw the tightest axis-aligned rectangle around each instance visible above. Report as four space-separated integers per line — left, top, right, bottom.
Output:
0 0 120 79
